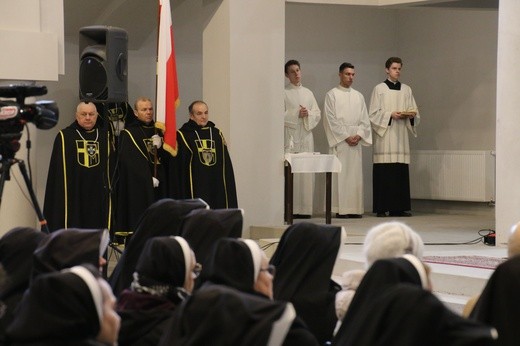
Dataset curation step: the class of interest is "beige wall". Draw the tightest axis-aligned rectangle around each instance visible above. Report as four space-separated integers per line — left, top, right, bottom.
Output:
285 3 497 213
496 0 520 246
0 1 500 234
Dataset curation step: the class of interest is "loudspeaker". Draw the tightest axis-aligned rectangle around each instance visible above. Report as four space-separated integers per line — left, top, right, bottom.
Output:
79 26 128 102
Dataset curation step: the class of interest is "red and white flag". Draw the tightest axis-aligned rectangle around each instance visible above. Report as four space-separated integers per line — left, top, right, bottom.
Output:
155 0 179 156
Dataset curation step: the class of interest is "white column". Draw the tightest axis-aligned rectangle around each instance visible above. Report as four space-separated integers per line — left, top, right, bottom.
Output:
0 0 64 234
203 0 285 236
496 0 520 246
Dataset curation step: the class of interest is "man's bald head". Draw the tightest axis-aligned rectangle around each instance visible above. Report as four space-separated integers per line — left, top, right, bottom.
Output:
508 222 520 258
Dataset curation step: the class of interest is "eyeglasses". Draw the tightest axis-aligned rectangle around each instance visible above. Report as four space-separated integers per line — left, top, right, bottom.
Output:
260 264 276 276
192 263 202 278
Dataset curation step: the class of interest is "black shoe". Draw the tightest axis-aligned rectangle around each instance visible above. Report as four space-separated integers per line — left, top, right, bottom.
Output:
346 214 362 219
376 212 387 217
293 214 311 219
389 211 412 217
336 213 348 219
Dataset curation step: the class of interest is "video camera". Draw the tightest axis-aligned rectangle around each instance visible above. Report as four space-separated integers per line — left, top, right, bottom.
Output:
0 85 59 160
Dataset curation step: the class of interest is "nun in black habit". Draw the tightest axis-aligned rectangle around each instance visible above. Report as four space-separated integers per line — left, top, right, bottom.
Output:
31 228 110 279
6 264 120 346
200 237 265 296
333 255 496 346
0 227 48 343
338 283 496 346
159 283 296 346
470 255 520 346
116 236 197 346
339 254 431 320
194 237 318 345
108 198 208 296
333 253 429 344
179 208 243 289
269 222 346 344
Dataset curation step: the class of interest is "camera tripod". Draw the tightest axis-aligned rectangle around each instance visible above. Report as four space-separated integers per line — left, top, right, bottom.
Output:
0 156 50 234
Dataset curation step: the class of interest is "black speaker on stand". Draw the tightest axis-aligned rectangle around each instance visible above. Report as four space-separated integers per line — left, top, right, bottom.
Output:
79 26 128 278
79 25 128 102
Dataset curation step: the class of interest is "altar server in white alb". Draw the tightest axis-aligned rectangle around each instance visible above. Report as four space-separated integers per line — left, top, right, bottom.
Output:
284 59 321 218
369 56 419 218
323 62 372 219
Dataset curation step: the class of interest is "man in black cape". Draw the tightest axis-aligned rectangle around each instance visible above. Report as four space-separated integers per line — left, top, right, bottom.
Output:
43 101 112 231
94 101 133 139
115 97 168 233
169 100 238 209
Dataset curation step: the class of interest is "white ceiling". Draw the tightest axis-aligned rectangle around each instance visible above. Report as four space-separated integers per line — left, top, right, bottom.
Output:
286 0 497 9
63 0 498 50
64 0 157 49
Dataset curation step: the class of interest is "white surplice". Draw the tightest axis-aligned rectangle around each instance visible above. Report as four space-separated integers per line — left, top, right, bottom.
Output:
323 86 372 215
369 82 420 164
284 83 321 215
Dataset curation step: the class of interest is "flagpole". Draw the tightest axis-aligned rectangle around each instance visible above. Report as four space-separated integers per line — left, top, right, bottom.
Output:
155 0 179 157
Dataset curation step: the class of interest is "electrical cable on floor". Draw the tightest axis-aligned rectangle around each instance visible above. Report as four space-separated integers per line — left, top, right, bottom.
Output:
260 230 496 249
260 242 279 251
343 229 496 246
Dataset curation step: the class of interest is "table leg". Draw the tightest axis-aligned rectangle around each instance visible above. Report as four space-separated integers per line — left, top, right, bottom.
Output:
284 162 288 223
284 162 293 225
325 172 332 224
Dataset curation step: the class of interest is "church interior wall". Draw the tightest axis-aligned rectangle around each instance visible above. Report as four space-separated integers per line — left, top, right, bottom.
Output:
285 3 497 214
0 1 498 234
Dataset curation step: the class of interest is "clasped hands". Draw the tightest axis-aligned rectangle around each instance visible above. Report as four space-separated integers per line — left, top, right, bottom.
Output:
346 135 361 146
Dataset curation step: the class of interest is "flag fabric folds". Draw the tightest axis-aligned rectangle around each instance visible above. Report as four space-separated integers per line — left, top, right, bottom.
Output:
155 0 179 156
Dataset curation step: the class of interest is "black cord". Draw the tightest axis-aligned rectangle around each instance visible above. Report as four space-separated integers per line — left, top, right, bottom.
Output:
259 228 496 249
24 123 32 183
343 229 496 246
260 241 279 251
11 124 34 205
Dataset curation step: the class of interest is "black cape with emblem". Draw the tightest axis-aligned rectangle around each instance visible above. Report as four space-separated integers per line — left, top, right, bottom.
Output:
94 101 133 137
43 120 112 232
169 119 238 209
115 120 168 233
